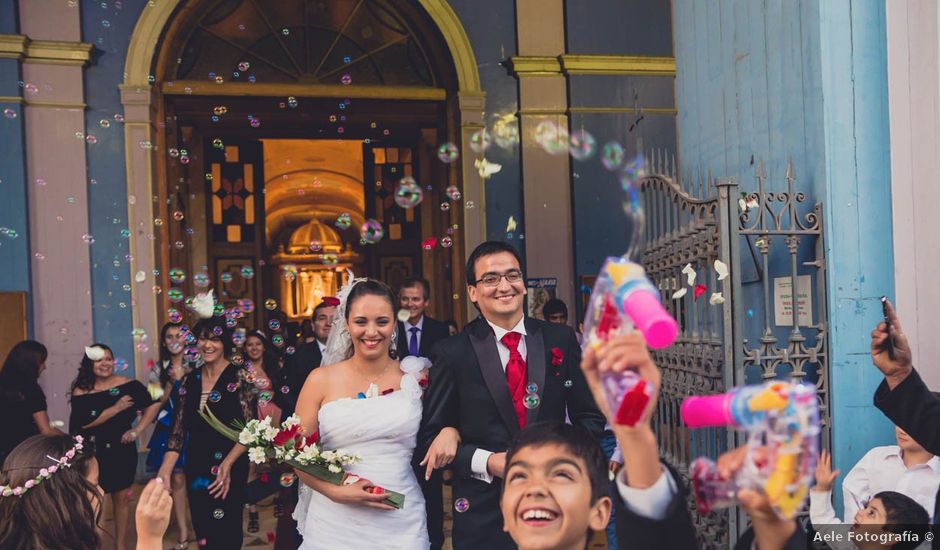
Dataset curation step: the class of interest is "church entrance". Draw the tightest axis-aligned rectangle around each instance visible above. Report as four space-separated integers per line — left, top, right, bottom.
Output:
147 0 471 329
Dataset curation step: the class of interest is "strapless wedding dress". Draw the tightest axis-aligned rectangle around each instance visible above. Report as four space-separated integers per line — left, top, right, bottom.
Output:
294 371 429 549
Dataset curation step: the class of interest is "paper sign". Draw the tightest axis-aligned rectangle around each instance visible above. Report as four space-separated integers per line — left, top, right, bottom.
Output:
773 275 812 327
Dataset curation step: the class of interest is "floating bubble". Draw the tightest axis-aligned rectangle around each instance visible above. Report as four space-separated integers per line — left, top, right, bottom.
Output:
237 298 255 313
334 213 352 229
269 319 281 331
525 382 538 394
167 288 184 302
469 129 491 153
237 61 250 71
212 106 227 116
492 116 520 148
167 308 182 323
454 498 470 513
174 240 184 250
422 238 437 251
154 218 164 226
24 83 38 94
397 309 410 322
619 154 646 190
523 394 541 409
193 273 210 287
568 130 596 160
212 509 224 520
152 285 163 295
308 240 322 252
394 177 423 208
226 383 237 393
271 335 283 348
563 380 573 388
280 473 296 487
173 211 185 221
34 252 45 260
535 121 568 155
3 108 16 119
210 465 220 476
437 143 459 163
323 254 338 265
264 299 277 311
440 236 453 248
601 142 625 170
360 219 384 244
169 268 186 284
220 272 233 283
85 135 97 145
445 185 462 201
209 391 221 403
440 202 450 212
285 346 296 355
115 358 129 372
280 385 291 394
241 266 255 279
109 387 120 396
82 234 95 244
212 138 224 149
340 74 352 85
287 96 298 109
250 117 261 128
114 113 125 123
465 200 475 209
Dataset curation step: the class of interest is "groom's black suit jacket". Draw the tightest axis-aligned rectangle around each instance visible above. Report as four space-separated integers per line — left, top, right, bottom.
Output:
419 316 605 549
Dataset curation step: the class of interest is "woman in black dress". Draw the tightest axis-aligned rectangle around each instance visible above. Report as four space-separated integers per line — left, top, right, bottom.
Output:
0 340 63 463
157 316 255 549
69 343 158 550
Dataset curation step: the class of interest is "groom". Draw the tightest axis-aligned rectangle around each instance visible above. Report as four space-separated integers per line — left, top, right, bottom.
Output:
419 241 606 549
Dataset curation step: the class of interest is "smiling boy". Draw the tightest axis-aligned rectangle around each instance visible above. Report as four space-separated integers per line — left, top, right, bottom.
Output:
500 422 612 550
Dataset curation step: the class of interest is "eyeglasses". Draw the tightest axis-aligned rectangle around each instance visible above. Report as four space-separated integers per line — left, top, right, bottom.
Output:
474 270 523 287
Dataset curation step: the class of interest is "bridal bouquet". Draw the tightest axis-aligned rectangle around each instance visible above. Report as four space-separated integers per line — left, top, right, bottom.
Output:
200 409 405 509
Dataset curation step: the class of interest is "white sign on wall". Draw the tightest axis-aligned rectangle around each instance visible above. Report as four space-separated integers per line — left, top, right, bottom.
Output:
773 275 813 327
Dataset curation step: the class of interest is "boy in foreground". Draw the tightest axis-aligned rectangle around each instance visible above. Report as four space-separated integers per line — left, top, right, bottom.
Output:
500 422 613 550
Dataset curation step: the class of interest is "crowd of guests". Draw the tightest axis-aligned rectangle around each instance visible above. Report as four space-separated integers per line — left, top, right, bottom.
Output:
0 239 936 550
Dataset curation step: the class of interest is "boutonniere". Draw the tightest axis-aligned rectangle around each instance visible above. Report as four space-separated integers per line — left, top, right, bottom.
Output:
550 347 564 366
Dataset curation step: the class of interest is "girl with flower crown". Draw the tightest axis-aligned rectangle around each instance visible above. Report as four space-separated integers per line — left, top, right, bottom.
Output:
70 343 160 550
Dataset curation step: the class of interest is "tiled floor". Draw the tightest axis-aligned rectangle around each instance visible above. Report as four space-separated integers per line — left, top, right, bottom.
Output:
109 482 608 549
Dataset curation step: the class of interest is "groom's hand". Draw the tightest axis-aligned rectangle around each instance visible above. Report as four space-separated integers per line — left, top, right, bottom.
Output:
486 452 507 478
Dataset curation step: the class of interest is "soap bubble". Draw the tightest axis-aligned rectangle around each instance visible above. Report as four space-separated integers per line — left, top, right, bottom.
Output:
360 219 384 244
469 129 491 153
168 268 186 284
454 498 470 513
193 273 210 287
264 299 277 310
335 213 352 229
440 236 453 248
3 108 16 119
535 121 568 155
269 319 281 331
340 74 352 85
167 288 184 302
445 185 461 201
601 142 625 170
437 143 459 163
240 266 255 279
394 177 423 208
568 129 596 160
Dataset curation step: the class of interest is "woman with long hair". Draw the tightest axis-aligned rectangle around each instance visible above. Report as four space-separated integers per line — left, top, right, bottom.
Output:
146 322 196 549
69 343 159 549
0 433 103 549
157 315 255 549
292 278 460 548
0 340 63 463
243 329 283 533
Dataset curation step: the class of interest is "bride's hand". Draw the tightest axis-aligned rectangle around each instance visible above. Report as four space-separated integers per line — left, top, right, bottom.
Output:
420 427 460 480
326 478 396 511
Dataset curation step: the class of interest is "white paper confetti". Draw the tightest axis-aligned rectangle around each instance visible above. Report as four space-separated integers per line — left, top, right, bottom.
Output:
709 292 725 305
475 158 502 179
714 260 729 281
506 216 517 233
681 264 697 286
135 270 146 283
671 288 688 300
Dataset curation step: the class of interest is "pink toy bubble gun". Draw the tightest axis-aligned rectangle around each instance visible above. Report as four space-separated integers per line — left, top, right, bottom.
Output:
582 258 679 426
680 381 820 518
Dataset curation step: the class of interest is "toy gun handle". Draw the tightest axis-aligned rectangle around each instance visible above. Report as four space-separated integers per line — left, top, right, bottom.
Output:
616 283 678 349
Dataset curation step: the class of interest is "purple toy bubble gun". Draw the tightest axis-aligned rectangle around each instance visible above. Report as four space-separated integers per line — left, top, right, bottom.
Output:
680 381 820 518
582 258 679 425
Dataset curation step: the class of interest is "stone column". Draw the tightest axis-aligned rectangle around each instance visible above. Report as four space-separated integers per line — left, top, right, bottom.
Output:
514 0 576 315
19 0 93 424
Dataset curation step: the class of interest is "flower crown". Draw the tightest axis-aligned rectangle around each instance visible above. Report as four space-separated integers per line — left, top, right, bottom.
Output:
0 435 85 497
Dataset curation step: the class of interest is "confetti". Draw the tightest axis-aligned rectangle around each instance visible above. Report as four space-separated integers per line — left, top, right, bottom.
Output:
714 260 729 281
681 263 696 286
671 288 687 300
708 292 725 305
506 216 517 233
693 284 706 300
474 158 502 179
397 309 410 322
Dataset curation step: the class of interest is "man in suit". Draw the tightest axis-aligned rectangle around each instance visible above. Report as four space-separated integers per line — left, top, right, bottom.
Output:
397 276 451 359
397 276 451 550
279 297 337 417
419 240 606 549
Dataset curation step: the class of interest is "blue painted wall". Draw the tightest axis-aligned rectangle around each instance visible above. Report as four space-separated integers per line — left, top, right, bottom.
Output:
79 0 150 371
672 0 896 519
0 3 31 317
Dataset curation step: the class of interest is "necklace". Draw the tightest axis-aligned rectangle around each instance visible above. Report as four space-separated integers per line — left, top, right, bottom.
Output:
354 359 393 398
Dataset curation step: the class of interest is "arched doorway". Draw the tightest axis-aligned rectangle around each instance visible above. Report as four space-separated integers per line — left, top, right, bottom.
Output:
120 0 485 362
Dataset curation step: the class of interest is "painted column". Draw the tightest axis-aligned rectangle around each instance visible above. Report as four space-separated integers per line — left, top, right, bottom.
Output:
0 33 30 304
514 0 576 313
818 0 896 516
885 0 940 390
458 91 486 320
19 0 94 425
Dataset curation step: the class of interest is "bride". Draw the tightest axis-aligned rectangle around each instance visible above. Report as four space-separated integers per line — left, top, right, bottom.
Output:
293 278 459 549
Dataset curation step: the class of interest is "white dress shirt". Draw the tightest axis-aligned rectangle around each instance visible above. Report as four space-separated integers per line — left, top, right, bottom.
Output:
317 340 326 355
404 316 425 353
841 445 940 522
615 465 678 520
470 317 528 483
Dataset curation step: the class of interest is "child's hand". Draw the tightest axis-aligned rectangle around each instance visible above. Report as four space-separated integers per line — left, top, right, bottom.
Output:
813 449 839 493
580 332 661 431
135 478 172 548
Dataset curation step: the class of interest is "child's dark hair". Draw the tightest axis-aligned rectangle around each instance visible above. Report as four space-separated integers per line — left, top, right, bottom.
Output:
344 279 397 321
191 317 234 358
504 422 608 504
0 434 102 549
873 490 930 550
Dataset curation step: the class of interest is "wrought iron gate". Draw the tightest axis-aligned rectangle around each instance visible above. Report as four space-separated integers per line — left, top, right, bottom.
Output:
637 154 830 549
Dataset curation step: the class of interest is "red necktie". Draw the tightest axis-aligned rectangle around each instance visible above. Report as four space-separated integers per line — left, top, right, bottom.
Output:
500 331 527 429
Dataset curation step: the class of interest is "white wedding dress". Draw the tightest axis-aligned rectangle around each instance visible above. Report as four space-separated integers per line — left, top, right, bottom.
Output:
294 368 430 549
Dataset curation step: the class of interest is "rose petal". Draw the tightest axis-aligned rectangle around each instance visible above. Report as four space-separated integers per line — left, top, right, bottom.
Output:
693 284 706 299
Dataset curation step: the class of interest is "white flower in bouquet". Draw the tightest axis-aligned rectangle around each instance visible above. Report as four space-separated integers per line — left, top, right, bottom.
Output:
282 414 301 428
328 464 342 474
239 421 260 445
248 447 267 464
320 450 336 462
297 445 320 464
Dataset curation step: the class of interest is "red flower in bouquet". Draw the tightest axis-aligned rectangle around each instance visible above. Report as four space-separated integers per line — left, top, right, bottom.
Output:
303 431 319 447
273 424 300 447
551 347 564 366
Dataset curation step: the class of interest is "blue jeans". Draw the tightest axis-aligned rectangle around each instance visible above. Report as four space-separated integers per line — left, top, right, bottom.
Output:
600 431 619 550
